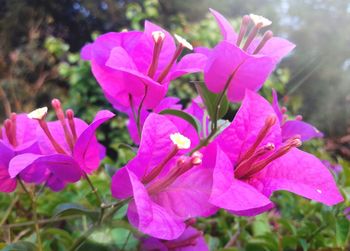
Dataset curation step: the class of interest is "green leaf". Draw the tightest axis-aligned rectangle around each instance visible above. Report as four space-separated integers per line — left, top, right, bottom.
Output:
90 229 113 244
113 204 128 219
159 109 201 133
41 228 73 249
336 216 350 246
111 228 138 250
205 235 220 251
53 203 99 220
252 214 271 236
281 236 298 250
298 239 308 251
194 82 229 121
2 241 37 251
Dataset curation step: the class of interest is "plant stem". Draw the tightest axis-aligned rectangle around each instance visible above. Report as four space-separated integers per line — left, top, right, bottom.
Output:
189 129 216 155
1 215 80 229
83 173 107 226
0 195 19 225
129 94 139 138
69 223 97 251
18 179 42 251
136 85 148 139
69 199 129 251
202 110 208 138
211 73 234 132
31 197 43 251
121 231 131 250
84 173 103 205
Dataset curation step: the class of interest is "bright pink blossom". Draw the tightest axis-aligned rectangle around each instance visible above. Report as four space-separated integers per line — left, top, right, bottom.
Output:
0 113 40 192
200 9 295 102
141 226 208 251
111 114 217 240
209 91 343 216
126 96 203 146
81 21 206 111
272 89 323 142
126 97 182 144
9 100 114 191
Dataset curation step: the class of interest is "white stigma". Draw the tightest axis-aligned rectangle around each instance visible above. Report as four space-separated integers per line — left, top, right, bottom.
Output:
152 31 165 42
170 132 191 149
317 189 322 194
28 107 48 120
249 14 272 27
174 34 193 50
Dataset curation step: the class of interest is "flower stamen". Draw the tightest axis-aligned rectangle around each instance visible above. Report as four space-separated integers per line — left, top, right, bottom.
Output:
4 119 15 146
295 115 303 121
242 136 302 179
235 143 275 179
170 132 191 150
238 115 277 162
157 34 193 83
147 31 165 78
242 14 272 51
66 109 78 142
236 15 251 47
29 107 67 154
253 30 273 54
147 152 202 194
52 99 74 151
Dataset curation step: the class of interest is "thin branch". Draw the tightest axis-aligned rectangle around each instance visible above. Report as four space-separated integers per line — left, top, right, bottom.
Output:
136 85 148 138
224 229 241 248
0 195 19 225
1 215 81 229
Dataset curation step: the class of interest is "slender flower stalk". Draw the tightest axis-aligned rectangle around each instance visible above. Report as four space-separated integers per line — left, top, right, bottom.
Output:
18 179 42 251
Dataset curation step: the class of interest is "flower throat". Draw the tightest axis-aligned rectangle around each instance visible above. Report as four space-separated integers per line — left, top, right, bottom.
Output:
234 115 302 180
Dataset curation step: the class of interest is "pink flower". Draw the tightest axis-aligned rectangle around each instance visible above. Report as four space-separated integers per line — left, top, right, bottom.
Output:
8 100 114 191
272 89 323 142
126 96 203 145
322 160 342 175
200 9 295 102
0 113 40 193
126 97 182 144
81 21 206 111
209 90 343 216
141 226 208 251
111 114 216 239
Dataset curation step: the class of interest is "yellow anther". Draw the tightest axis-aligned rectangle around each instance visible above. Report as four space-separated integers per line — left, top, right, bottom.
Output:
174 34 193 50
152 31 165 42
249 14 272 27
170 132 191 149
28 107 48 120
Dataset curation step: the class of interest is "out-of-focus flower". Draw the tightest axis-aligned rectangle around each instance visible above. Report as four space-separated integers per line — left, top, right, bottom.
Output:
9 99 114 191
209 90 343 216
322 160 342 175
272 89 323 142
200 9 295 102
344 207 350 221
111 114 217 239
81 21 206 111
0 113 40 192
141 226 209 251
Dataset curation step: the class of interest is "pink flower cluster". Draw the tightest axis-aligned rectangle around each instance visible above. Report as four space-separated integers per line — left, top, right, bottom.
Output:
0 9 343 250
0 101 114 192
